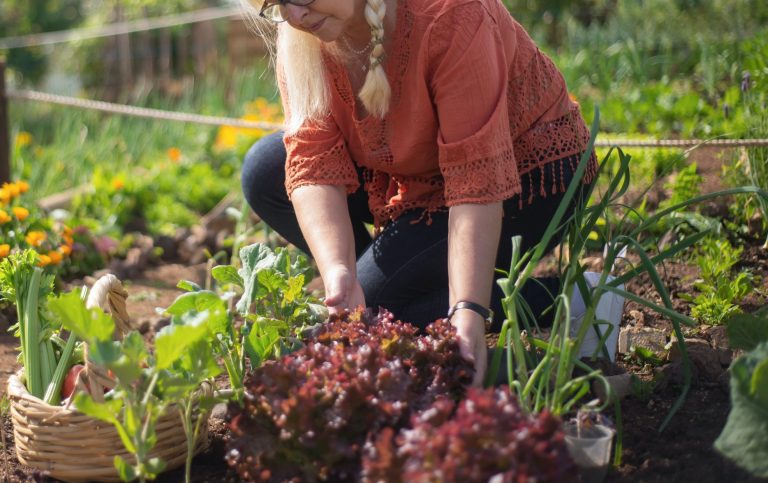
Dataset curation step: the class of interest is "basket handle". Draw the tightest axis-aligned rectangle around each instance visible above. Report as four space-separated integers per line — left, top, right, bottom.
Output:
85 274 133 337
82 274 134 403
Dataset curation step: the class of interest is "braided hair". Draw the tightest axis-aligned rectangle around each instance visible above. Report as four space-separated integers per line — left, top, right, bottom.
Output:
358 0 392 118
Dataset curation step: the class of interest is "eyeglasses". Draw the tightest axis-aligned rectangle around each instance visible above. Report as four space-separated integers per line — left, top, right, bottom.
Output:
257 0 317 23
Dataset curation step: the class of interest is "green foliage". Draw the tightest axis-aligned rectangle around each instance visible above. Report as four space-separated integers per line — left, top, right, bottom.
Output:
0 0 85 83
727 311 768 352
0 250 57 399
49 287 219 483
683 238 757 325
695 238 742 281
660 163 703 211
163 242 327 401
71 157 235 237
715 341 768 477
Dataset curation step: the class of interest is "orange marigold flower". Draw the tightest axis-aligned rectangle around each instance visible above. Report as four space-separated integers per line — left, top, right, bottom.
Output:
63 234 74 246
25 230 47 247
47 250 63 265
16 181 30 193
167 147 182 162
62 225 73 236
0 188 10 205
58 244 72 256
12 206 29 222
0 210 10 224
37 254 51 267
2 182 21 199
0 244 10 258
112 178 125 191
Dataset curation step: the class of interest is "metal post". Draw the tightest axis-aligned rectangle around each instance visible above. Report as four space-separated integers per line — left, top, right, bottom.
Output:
0 60 10 184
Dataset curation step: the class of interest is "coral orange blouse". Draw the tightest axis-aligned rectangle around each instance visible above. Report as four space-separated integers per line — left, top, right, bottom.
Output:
281 0 597 230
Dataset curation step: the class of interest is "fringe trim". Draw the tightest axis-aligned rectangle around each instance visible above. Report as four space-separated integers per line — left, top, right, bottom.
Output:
515 151 598 210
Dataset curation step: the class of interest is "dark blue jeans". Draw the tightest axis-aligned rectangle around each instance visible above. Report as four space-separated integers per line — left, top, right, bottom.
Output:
242 132 589 331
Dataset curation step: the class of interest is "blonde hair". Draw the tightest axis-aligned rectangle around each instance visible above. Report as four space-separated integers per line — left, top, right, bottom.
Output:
241 0 392 133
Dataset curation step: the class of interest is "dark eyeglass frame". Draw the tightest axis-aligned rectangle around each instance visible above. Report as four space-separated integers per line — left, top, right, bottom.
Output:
258 0 317 23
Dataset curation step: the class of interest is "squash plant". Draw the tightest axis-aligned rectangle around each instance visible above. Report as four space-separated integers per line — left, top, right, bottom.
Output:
165 242 327 400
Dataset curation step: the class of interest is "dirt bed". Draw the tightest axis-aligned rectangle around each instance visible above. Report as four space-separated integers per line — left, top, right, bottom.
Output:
2 147 768 482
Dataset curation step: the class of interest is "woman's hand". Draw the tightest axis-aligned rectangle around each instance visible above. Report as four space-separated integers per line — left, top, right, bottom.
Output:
450 310 488 387
323 264 366 314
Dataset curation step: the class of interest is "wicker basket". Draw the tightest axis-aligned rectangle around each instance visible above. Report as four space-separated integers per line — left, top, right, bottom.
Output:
7 274 212 482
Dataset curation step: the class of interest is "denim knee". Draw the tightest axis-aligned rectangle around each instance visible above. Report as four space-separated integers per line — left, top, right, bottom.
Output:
241 132 288 217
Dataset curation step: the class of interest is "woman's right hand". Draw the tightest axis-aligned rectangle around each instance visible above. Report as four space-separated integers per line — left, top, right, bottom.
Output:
322 265 366 314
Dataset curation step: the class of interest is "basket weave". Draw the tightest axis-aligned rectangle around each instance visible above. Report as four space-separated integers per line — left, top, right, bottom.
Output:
7 274 212 482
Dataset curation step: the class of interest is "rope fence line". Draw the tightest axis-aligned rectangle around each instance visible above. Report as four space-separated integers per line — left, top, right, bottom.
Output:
7 89 282 131
0 6 243 50
9 88 768 149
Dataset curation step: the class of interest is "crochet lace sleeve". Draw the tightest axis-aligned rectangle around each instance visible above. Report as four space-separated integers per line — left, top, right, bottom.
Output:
283 119 360 199
277 66 360 199
428 1 521 205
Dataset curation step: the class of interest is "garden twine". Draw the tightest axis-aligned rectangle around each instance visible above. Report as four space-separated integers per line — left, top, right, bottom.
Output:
7 274 212 482
8 89 768 148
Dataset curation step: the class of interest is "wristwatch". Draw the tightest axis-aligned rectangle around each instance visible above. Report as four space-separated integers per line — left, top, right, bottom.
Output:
447 301 493 331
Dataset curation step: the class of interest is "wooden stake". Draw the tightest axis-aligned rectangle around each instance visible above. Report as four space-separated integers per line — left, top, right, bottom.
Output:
0 60 10 184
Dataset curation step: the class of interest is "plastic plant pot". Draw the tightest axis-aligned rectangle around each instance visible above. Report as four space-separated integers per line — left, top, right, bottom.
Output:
563 421 615 483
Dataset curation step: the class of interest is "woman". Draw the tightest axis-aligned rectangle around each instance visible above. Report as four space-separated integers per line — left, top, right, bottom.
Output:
241 0 620 385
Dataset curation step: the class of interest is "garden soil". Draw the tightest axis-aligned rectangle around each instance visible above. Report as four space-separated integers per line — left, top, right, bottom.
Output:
2 147 768 482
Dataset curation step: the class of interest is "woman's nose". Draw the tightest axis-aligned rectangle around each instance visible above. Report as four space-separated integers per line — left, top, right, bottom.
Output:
283 4 309 25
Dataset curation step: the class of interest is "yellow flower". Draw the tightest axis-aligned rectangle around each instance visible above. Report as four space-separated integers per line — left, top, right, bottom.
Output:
0 187 10 205
37 254 51 267
12 206 29 222
111 178 125 191
167 147 182 162
15 132 32 148
0 244 10 258
59 244 72 256
25 231 47 247
47 250 63 265
215 125 239 150
16 181 30 193
2 182 21 199
0 210 10 224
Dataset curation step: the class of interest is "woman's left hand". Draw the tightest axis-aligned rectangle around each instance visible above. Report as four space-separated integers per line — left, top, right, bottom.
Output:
450 310 488 387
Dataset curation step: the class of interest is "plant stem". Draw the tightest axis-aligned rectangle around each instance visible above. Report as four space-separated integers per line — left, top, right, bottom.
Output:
43 331 78 405
24 268 43 398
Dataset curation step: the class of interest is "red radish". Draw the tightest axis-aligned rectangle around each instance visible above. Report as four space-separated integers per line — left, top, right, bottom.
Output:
61 364 85 399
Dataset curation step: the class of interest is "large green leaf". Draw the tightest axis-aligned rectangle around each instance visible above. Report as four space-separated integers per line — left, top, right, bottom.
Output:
155 312 210 370
236 243 278 315
73 392 122 425
715 342 768 477
727 313 768 351
211 265 243 288
47 290 115 342
164 291 230 335
244 321 282 368
164 291 223 316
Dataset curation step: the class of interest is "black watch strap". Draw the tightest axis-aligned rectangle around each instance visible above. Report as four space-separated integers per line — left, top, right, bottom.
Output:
447 301 493 330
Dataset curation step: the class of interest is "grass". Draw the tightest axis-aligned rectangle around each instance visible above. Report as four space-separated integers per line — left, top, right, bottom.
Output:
9 59 278 201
